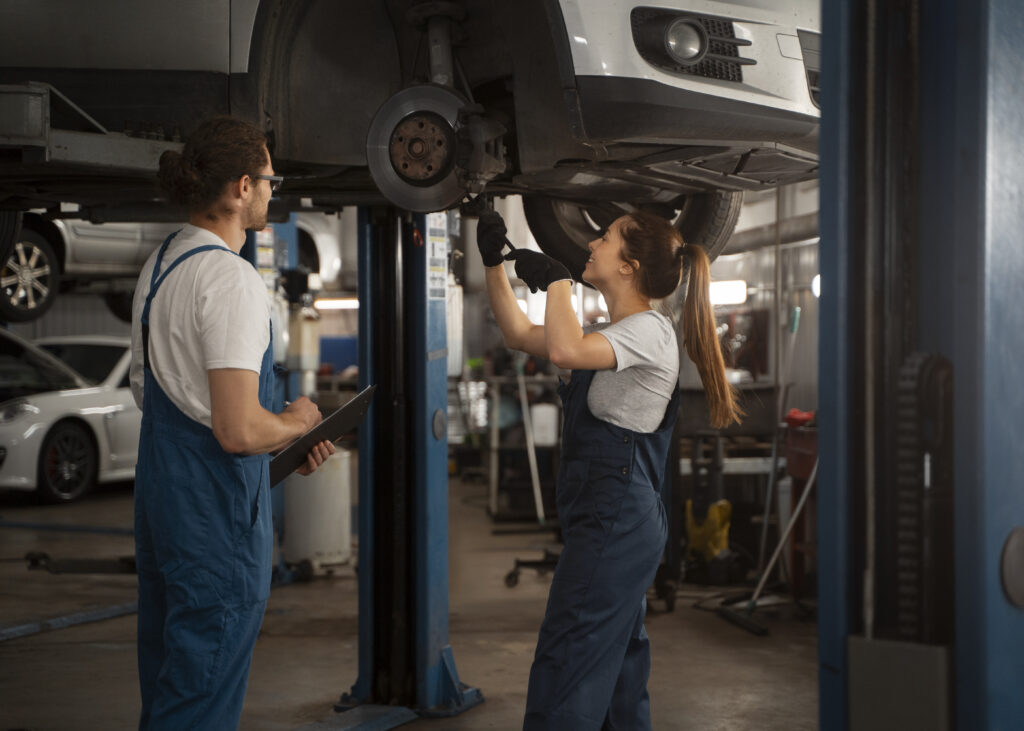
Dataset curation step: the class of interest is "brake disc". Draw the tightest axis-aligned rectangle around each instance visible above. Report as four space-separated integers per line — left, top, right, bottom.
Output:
366 84 468 212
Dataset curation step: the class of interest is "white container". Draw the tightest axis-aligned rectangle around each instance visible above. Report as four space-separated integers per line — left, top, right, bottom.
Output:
530 403 560 447
282 448 352 573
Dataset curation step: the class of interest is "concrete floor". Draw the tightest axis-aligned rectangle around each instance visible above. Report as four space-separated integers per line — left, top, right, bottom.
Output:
0 477 817 730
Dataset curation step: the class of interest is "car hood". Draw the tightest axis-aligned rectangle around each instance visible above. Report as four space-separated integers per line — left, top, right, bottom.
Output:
0 333 90 403
0 383 117 411
0 380 97 404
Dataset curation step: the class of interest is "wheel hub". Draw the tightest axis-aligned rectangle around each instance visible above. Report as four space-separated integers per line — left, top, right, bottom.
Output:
389 112 454 185
59 461 76 481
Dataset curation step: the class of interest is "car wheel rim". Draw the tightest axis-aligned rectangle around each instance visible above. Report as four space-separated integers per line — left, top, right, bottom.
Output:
45 431 91 497
1 241 53 314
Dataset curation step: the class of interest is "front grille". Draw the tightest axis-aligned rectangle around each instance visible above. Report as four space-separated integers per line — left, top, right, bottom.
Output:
631 8 754 83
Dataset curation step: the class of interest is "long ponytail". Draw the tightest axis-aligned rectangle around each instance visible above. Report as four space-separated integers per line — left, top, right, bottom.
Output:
681 244 742 428
619 211 743 428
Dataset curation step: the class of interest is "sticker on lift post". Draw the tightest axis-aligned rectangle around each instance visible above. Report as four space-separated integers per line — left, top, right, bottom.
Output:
427 211 448 300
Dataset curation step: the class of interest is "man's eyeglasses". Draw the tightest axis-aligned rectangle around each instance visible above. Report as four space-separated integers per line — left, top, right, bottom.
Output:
251 174 284 193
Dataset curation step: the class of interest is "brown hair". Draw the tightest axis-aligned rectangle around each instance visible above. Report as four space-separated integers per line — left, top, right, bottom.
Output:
157 116 268 212
621 211 742 428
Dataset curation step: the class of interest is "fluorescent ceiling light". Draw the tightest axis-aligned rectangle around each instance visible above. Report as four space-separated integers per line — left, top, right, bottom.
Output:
811 274 821 298
314 297 359 310
709 280 748 306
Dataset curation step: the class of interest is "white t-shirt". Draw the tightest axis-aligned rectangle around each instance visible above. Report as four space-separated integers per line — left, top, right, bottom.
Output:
585 310 679 433
129 224 271 428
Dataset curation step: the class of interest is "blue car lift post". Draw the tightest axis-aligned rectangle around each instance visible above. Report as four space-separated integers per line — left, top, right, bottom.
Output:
820 0 1024 728
326 206 481 729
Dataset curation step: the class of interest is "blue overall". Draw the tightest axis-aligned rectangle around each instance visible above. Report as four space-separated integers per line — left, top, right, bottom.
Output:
524 367 680 730
134 233 274 730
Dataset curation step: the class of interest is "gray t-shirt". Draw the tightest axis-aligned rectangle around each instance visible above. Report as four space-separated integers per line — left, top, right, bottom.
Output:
585 310 679 433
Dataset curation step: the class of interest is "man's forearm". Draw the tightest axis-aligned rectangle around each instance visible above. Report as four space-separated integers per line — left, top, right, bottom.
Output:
208 369 320 455
217 405 309 455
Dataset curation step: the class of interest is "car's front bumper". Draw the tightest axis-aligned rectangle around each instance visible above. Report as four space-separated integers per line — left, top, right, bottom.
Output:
574 73 818 155
557 0 820 121
0 418 47 490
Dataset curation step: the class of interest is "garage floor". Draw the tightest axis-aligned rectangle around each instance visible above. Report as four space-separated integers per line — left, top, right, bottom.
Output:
0 477 817 730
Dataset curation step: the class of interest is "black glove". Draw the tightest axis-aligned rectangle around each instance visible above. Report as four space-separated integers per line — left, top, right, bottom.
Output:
504 249 572 293
476 209 509 267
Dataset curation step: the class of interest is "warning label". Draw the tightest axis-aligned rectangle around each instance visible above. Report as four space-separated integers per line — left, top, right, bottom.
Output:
427 212 448 300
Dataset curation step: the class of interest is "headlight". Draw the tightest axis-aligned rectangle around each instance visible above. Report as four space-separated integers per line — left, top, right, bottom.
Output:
0 399 40 424
664 19 707 65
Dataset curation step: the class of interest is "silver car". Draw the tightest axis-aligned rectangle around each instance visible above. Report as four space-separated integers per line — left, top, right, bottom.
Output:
2 212 346 322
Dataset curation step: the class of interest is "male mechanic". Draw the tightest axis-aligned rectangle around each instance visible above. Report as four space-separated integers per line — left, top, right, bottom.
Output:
129 116 333 729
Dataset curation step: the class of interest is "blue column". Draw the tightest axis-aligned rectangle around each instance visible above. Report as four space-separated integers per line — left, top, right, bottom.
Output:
822 1 1024 728
410 212 481 713
345 209 480 720
957 1 1024 726
818 1 856 726
272 216 299 270
351 208 376 702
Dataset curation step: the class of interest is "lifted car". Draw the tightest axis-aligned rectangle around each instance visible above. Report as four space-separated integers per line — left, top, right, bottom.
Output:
0 209 345 322
0 0 819 319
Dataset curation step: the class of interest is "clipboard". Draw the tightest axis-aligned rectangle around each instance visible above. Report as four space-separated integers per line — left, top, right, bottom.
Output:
269 384 376 486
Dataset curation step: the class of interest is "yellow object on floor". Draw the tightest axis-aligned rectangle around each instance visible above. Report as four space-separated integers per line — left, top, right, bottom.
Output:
685 499 732 562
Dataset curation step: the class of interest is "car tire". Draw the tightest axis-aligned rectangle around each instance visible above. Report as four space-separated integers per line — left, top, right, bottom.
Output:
104 291 135 323
521 192 744 281
0 228 60 323
36 420 98 503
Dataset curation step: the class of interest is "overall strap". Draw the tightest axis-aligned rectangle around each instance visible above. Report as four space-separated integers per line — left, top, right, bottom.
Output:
148 230 179 292
142 241 238 371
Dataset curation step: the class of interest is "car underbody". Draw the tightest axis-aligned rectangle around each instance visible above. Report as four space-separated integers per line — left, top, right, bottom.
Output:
0 0 820 321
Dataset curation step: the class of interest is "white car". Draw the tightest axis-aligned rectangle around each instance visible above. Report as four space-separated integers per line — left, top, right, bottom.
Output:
0 0 819 307
0 331 139 502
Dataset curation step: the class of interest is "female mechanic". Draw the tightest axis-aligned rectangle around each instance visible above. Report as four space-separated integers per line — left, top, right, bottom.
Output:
476 205 741 730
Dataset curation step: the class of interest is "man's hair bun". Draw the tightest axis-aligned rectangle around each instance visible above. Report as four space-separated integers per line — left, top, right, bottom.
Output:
156 116 268 212
157 150 203 208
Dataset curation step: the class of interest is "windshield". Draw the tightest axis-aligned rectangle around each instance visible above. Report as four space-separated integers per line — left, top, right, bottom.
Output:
38 343 124 385
0 338 81 401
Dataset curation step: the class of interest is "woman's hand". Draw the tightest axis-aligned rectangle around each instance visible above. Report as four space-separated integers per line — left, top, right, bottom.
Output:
504 249 572 293
476 210 510 266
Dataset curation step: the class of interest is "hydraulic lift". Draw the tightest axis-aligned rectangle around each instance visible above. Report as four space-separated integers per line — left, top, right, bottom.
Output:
327 207 480 728
820 0 1024 729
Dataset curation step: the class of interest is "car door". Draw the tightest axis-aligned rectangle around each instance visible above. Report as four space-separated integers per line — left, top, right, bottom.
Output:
63 221 148 276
